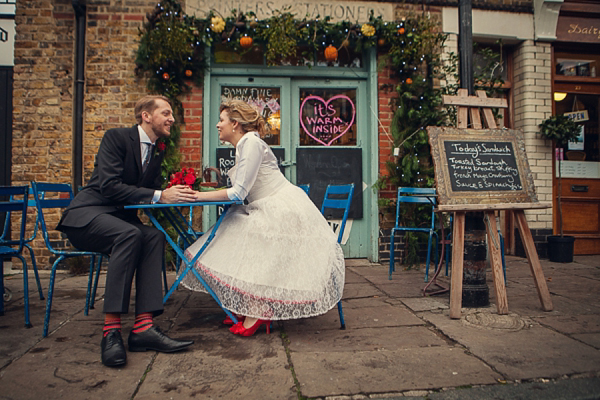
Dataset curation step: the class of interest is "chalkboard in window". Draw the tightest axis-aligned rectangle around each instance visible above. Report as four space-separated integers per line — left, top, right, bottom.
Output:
296 148 363 219
427 127 538 206
216 147 286 187
214 147 286 217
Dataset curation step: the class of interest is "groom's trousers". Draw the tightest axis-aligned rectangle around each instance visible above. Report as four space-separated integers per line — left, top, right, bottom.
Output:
61 212 165 316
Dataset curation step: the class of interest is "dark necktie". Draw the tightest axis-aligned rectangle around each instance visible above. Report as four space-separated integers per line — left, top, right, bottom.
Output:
143 143 154 172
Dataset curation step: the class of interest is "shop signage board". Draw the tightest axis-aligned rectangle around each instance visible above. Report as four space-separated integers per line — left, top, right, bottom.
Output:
564 110 589 123
186 0 393 22
0 19 15 67
556 16 600 43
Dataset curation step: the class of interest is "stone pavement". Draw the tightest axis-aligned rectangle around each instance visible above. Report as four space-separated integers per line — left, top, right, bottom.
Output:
1 255 600 399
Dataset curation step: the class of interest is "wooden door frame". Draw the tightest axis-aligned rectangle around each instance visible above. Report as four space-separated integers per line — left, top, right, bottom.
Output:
550 46 600 253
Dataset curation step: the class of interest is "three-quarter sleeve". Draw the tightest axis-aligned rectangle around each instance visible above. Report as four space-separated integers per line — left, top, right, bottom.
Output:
226 134 264 201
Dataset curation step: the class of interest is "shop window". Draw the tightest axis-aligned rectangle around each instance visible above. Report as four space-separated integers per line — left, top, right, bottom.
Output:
213 42 265 65
298 88 357 146
220 85 282 145
555 52 600 78
213 43 362 68
473 43 513 128
555 93 599 163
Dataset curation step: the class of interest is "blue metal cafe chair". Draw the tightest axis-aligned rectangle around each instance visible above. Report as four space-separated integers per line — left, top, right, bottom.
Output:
320 183 354 329
30 182 108 337
2 190 45 302
0 185 39 327
298 184 310 195
389 187 439 281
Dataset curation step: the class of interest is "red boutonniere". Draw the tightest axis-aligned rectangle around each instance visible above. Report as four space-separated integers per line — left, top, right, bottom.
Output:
166 167 200 190
157 141 166 151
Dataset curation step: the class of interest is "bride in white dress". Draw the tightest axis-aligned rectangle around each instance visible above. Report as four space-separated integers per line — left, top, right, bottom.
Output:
183 99 345 336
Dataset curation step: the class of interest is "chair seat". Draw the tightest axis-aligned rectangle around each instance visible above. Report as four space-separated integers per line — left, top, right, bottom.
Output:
0 246 21 255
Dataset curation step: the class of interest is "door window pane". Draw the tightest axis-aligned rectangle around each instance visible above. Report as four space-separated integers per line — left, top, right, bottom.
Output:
220 85 281 145
555 93 599 165
298 88 357 146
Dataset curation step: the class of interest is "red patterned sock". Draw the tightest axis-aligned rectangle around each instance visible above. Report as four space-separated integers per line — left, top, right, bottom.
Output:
132 313 153 334
103 314 121 337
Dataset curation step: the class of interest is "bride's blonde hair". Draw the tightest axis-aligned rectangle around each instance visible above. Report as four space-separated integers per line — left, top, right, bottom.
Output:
220 99 269 137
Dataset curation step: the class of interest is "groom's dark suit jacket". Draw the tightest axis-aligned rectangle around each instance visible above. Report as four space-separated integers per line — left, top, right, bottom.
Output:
58 125 165 230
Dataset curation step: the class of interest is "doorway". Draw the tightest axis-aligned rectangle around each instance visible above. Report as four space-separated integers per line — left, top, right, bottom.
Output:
205 75 374 259
553 49 600 254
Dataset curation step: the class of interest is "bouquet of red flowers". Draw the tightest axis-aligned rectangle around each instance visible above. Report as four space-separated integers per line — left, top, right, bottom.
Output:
166 167 199 190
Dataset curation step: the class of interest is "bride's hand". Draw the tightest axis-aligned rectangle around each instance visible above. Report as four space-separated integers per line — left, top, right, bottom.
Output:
159 185 197 203
192 191 204 202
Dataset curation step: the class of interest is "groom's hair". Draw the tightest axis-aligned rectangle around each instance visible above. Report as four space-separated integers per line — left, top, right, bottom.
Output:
134 95 171 124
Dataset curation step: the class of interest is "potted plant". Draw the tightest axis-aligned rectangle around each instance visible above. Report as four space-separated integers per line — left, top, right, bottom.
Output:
538 114 581 262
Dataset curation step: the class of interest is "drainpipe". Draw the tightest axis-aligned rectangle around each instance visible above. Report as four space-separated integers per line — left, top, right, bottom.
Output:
72 0 86 194
459 0 489 308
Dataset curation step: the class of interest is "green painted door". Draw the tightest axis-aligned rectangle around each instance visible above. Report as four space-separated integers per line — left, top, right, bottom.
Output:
204 76 374 259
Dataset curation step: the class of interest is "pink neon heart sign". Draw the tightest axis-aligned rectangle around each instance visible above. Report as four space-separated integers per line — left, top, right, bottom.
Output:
299 95 356 146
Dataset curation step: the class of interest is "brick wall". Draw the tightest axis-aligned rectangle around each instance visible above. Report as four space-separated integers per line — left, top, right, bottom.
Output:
12 0 155 268
180 87 203 171
376 62 397 262
512 40 553 256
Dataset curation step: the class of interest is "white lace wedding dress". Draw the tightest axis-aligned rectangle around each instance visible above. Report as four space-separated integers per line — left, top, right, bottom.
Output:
181 132 345 320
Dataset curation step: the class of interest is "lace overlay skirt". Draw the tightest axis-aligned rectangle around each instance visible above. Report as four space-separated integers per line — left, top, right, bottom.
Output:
180 183 345 320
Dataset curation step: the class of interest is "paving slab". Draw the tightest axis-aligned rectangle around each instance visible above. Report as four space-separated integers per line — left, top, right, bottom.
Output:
292 346 501 398
532 314 600 335
135 329 296 399
287 326 448 353
376 281 436 299
503 293 600 317
401 297 449 312
342 282 387 299
422 310 600 380
0 319 152 399
283 300 424 333
344 269 370 284
572 333 600 349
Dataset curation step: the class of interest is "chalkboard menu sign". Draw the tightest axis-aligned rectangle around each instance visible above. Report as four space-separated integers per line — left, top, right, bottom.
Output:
444 140 522 192
428 127 537 206
296 148 363 219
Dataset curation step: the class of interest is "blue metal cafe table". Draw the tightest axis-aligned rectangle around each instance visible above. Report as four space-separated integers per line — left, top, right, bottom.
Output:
125 200 243 324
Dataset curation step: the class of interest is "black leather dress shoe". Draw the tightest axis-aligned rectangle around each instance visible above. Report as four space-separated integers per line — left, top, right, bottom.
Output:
128 326 194 353
101 329 126 367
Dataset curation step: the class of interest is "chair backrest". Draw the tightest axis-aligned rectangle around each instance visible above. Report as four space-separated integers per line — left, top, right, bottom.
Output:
298 184 310 195
0 186 29 254
30 182 74 252
395 187 437 228
320 184 354 244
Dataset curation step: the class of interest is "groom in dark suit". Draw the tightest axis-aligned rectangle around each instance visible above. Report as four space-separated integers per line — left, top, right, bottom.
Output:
58 95 197 367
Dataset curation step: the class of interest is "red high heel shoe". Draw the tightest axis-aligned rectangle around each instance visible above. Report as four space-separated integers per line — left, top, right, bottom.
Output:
223 314 244 325
231 319 271 337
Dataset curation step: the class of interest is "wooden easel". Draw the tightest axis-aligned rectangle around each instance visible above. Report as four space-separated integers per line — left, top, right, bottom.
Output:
441 89 554 319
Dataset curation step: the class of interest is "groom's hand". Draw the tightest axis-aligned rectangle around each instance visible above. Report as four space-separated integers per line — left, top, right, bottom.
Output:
159 185 197 203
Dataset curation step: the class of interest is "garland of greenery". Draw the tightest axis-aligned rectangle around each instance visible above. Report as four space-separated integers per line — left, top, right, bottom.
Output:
135 0 502 267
